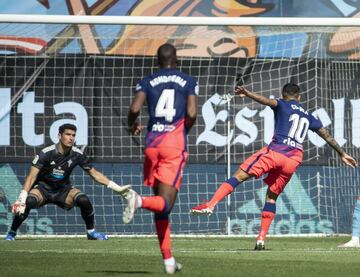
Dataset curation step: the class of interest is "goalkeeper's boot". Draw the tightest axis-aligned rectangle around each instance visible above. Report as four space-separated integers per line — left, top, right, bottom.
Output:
338 238 360 248
123 189 139 224
165 262 183 275
5 230 16 241
190 203 214 215
87 230 109 240
254 240 265 250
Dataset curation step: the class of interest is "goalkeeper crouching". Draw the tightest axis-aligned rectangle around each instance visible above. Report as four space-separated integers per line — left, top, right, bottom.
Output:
5 123 130 241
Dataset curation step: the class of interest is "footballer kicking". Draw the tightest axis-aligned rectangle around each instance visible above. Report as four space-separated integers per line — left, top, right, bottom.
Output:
124 43 198 274
5 123 131 241
191 84 357 250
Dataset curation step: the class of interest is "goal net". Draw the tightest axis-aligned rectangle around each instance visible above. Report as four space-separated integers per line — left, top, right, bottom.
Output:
0 15 359 236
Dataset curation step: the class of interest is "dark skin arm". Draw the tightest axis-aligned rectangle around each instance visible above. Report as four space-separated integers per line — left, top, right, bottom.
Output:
185 95 197 133
316 127 357 168
128 91 146 135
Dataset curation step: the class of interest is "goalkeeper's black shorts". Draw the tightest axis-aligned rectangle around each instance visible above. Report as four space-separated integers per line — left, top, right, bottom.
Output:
31 182 84 210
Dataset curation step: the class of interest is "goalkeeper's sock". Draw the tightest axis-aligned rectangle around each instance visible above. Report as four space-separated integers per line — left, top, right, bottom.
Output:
352 200 360 238
9 195 38 232
207 178 239 207
155 214 172 259
141 196 167 213
87 229 95 234
75 195 95 230
8 230 17 237
10 215 27 232
257 202 276 241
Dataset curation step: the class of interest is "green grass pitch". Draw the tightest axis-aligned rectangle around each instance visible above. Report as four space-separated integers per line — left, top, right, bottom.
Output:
1 236 360 277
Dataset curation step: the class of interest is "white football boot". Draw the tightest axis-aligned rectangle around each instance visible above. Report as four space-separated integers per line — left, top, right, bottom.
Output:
165 262 183 274
122 189 139 224
338 237 360 248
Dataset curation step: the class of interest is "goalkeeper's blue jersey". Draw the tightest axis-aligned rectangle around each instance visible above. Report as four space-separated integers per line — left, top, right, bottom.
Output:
135 68 198 149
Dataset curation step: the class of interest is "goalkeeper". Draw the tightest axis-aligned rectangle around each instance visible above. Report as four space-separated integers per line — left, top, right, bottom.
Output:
5 123 130 241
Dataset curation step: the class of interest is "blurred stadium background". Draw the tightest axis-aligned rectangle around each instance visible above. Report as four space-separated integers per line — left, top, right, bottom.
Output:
0 0 360 238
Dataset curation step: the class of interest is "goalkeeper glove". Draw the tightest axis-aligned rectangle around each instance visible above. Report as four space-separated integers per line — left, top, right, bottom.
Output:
107 181 131 197
12 190 28 215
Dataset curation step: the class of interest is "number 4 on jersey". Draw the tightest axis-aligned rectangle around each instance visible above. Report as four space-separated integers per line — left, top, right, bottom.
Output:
155 89 176 122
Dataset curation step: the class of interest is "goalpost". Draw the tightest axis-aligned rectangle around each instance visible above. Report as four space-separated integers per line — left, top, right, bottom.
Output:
0 15 359 237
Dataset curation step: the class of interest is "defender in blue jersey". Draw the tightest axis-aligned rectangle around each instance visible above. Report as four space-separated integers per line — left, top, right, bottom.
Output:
125 43 198 274
191 83 357 250
5 123 130 241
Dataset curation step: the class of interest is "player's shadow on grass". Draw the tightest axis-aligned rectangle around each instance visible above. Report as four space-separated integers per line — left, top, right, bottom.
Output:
231 248 271 251
86 270 151 275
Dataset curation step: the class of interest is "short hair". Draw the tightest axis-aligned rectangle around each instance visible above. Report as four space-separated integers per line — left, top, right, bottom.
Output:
282 83 300 98
157 43 177 67
59 123 77 134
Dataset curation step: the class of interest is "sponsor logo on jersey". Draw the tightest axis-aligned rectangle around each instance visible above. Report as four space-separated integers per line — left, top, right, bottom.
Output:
51 167 65 179
282 137 303 150
152 122 176 132
32 155 39 165
194 84 199 95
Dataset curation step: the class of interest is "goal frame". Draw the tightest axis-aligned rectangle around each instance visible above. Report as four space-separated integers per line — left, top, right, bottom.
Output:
1 14 360 26
1 14 359 237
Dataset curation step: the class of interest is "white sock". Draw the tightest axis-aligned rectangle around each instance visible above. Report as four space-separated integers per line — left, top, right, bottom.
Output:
164 257 175 266
136 195 143 208
87 229 95 234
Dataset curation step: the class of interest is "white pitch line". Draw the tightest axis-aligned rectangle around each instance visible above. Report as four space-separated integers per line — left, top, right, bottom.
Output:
1 248 359 254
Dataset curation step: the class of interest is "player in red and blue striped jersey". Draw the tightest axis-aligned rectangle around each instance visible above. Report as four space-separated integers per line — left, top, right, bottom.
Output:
191 83 357 250
125 43 198 274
